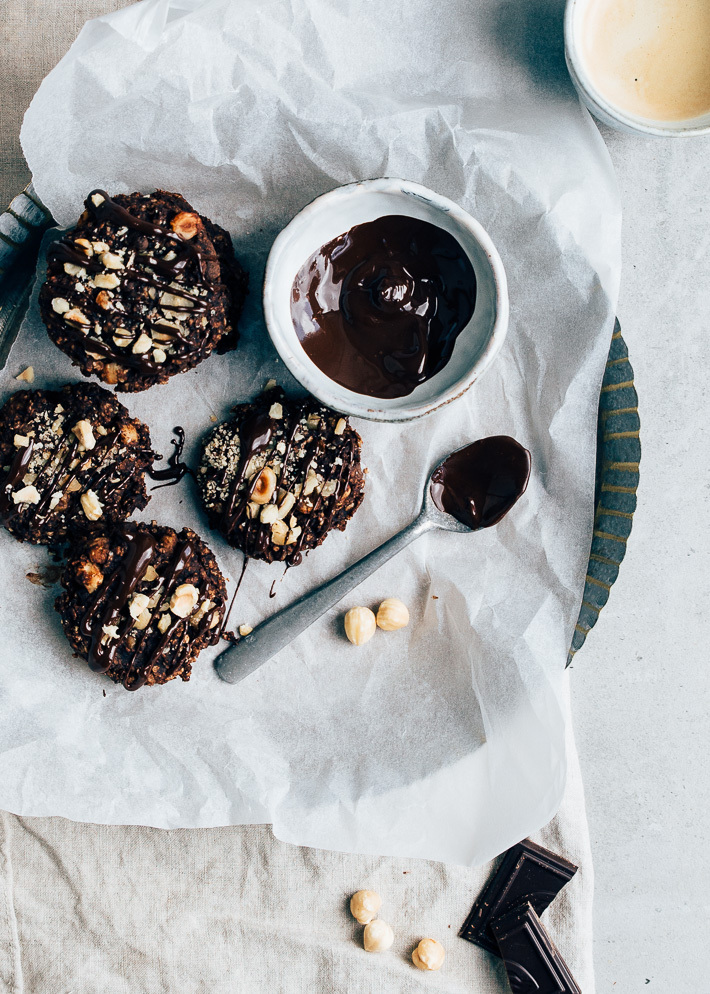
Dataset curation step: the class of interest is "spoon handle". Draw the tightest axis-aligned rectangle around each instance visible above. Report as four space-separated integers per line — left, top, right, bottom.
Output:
214 513 433 684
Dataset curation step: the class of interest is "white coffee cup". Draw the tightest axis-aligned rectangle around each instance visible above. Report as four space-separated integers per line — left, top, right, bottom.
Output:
565 0 710 138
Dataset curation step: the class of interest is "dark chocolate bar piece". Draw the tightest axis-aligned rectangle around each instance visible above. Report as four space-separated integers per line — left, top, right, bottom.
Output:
459 839 577 954
492 903 581 994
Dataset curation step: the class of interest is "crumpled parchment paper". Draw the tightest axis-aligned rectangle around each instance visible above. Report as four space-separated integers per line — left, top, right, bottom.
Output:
1 0 619 865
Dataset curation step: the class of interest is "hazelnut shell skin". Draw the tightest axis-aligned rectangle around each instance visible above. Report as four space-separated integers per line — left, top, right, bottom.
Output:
349 889 382 924
363 919 394 952
376 597 410 631
412 937 445 971
344 606 377 646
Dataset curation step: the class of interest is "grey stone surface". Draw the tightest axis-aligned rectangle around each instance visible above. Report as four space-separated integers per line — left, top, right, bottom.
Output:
573 125 710 992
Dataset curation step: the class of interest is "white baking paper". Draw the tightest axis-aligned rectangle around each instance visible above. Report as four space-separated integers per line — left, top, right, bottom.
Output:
3 0 620 865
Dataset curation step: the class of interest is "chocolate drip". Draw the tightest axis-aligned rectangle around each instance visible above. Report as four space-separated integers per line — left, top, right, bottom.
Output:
219 556 250 639
0 442 35 523
80 526 207 690
430 436 531 529
149 426 191 489
291 215 477 399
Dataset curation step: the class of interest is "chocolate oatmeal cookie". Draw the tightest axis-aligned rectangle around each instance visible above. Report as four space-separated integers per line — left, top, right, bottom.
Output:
197 387 366 564
0 382 154 546
56 522 227 690
39 189 248 392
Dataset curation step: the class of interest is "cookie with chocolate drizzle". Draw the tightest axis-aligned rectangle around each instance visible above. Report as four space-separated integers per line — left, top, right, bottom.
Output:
197 387 365 564
39 189 248 391
0 382 154 545
56 522 227 689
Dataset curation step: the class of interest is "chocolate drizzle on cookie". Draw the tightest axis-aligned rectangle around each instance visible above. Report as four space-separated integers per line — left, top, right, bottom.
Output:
63 523 226 691
198 389 366 566
46 190 218 376
39 189 248 392
0 383 154 545
0 441 35 524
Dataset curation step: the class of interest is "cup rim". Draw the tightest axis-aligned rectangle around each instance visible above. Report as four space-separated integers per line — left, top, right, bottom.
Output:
262 178 509 423
564 0 710 139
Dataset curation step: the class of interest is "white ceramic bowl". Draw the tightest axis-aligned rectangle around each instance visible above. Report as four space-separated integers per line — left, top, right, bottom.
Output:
564 0 710 138
263 178 509 423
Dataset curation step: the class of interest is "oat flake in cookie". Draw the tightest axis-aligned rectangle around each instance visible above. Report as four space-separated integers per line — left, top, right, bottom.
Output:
0 382 153 546
56 523 227 690
38 189 248 392
198 388 366 564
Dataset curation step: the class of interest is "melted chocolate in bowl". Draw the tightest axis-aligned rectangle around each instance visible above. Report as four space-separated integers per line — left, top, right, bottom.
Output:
290 215 477 399
430 436 531 529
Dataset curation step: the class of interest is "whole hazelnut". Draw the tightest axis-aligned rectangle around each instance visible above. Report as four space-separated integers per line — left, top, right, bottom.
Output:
171 211 200 240
251 466 277 505
412 938 445 971
350 889 382 924
344 607 376 646
376 598 410 632
363 920 394 953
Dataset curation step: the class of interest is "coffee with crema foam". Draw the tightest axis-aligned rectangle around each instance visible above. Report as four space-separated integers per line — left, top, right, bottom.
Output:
581 0 710 122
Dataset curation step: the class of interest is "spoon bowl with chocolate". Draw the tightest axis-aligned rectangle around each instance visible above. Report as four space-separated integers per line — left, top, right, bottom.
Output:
263 179 509 422
215 435 531 685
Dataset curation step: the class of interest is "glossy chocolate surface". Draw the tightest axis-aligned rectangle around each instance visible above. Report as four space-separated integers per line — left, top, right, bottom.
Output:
492 903 582 994
430 435 531 530
290 215 477 399
459 838 578 955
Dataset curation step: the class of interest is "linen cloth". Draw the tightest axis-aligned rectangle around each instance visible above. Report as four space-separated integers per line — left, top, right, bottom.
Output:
0 2 596 991
0 685 593 994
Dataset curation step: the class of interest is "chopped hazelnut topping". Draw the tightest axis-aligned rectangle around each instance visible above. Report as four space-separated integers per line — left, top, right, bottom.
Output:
72 420 96 451
133 608 152 631
271 519 289 545
101 251 124 270
129 592 150 620
169 583 199 618
93 272 120 290
132 333 153 354
80 490 103 521
64 308 90 326
12 485 40 505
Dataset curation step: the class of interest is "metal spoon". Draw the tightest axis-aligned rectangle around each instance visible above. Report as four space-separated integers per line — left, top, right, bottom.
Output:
214 436 531 685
